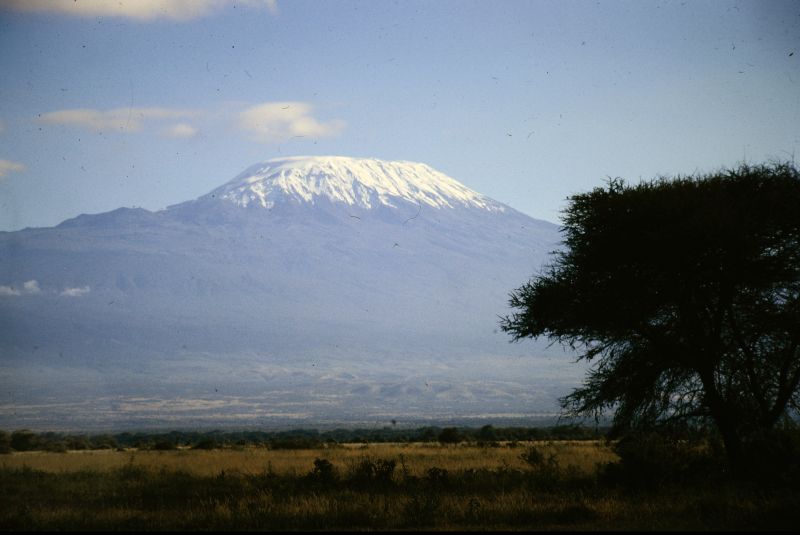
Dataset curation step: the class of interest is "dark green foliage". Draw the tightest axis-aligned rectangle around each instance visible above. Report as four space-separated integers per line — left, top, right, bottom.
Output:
10 429 39 451
519 445 547 467
308 458 337 484
42 441 68 453
520 445 563 490
65 435 91 450
502 162 800 472
91 434 118 450
0 425 609 454
739 425 800 487
267 436 322 450
192 437 219 450
419 428 438 441
437 427 462 444
0 430 11 454
425 467 449 488
349 457 396 487
548 424 600 440
477 424 497 441
600 430 725 490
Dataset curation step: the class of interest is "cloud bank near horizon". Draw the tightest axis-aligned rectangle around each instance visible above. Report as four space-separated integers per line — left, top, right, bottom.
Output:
35 101 346 144
37 107 199 134
0 159 25 179
0 0 278 21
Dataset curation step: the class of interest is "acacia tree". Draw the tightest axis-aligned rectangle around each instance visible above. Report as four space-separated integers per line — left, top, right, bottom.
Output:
501 163 800 471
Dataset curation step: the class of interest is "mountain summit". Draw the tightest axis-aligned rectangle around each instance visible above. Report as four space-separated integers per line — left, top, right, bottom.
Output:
0 156 579 430
198 156 506 212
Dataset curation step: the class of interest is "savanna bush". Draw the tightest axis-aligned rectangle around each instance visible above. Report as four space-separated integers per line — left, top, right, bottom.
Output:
600 430 723 489
0 431 12 454
438 427 462 444
425 467 449 488
91 435 118 450
268 437 322 450
65 435 91 450
740 427 800 487
520 445 562 490
192 437 219 450
10 430 39 451
307 458 338 485
348 457 396 487
519 445 547 467
43 441 68 453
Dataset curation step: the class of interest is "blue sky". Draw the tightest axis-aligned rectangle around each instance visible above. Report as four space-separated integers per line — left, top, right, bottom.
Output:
0 0 798 231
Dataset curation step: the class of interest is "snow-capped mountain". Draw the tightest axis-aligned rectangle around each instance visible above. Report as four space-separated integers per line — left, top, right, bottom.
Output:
203 156 506 212
0 156 581 430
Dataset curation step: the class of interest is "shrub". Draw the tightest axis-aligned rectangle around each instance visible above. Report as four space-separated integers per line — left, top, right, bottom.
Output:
10 430 39 452
438 427 462 444
601 430 722 489
192 438 219 450
43 441 68 453
349 457 396 487
307 458 338 484
419 428 438 442
91 435 118 450
520 445 562 489
65 436 91 450
740 427 800 487
152 440 177 451
520 445 546 467
426 466 448 483
477 424 497 441
268 437 322 450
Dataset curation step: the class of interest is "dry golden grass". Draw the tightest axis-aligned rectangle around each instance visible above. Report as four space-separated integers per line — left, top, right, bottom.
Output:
0 440 617 478
2 440 797 530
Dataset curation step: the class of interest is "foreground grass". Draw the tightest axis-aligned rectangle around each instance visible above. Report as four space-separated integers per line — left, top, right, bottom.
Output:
1 442 797 531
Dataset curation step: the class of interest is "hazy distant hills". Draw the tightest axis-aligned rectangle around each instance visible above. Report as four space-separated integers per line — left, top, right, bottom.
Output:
0 156 584 430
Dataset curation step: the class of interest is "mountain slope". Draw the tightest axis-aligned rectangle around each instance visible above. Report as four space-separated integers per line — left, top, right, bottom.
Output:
0 156 581 430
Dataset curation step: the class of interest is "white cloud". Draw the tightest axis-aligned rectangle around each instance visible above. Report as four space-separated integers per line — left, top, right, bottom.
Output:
23 280 41 294
0 280 41 296
1 0 278 21
38 107 198 133
0 159 25 179
60 286 91 297
0 285 20 296
263 0 279 16
164 123 199 138
37 100 344 143
238 102 346 143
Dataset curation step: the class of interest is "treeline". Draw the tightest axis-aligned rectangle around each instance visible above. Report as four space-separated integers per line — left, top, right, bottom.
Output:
0 424 607 453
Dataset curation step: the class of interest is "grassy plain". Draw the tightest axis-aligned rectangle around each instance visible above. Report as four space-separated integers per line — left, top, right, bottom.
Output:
0 441 797 531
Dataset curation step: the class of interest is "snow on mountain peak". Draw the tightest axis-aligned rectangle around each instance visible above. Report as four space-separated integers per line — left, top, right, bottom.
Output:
203 156 506 212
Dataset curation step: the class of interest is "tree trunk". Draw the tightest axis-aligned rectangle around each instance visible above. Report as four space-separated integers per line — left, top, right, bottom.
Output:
697 368 745 476
716 416 744 476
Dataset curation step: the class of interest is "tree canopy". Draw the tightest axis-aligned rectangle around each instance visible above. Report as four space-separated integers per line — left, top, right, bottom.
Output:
501 163 800 470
